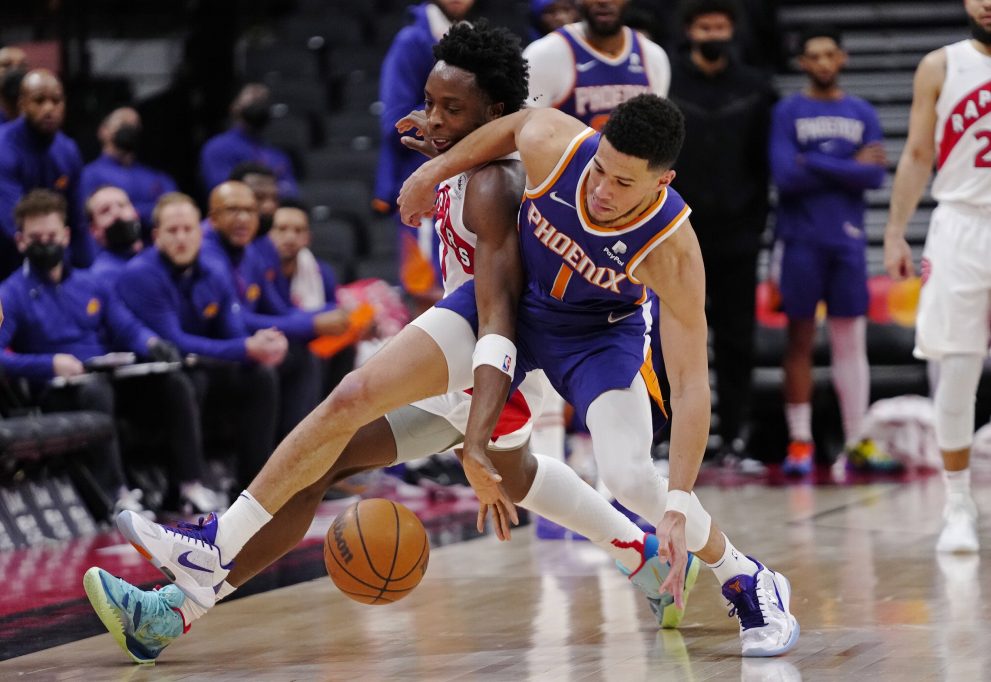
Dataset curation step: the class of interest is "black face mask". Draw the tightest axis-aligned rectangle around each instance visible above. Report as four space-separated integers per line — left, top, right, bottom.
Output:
240 101 272 131
25 241 65 272
112 124 141 153
970 16 991 45
696 39 731 62
105 218 142 251
257 213 273 236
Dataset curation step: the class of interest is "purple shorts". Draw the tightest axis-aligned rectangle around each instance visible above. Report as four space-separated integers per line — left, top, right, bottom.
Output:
779 240 868 319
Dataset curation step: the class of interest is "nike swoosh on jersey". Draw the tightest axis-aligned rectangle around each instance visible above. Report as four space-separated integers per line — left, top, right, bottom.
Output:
549 191 576 209
178 550 213 573
607 310 637 324
576 60 597 72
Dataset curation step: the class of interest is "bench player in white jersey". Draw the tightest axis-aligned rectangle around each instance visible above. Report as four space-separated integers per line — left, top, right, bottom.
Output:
884 0 991 553
523 0 671 128
87 23 699 665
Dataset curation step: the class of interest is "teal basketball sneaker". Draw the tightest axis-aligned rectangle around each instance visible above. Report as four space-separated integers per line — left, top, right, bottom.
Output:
618 533 701 629
83 567 186 664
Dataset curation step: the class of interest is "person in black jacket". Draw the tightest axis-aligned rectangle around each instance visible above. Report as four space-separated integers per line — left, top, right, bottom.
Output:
668 0 776 466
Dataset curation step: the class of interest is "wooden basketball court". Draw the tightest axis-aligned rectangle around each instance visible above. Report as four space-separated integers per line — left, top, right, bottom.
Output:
1 473 988 680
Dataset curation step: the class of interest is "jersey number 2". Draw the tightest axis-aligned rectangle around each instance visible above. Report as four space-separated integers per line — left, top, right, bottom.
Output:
975 131 991 168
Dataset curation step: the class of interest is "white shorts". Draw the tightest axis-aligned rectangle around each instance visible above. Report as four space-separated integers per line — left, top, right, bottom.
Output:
915 202 991 359
408 305 544 451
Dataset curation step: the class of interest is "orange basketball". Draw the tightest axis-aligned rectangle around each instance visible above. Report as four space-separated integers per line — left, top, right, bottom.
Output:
324 498 430 604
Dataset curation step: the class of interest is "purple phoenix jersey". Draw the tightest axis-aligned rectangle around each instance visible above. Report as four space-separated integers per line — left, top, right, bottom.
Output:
440 128 690 422
555 27 653 131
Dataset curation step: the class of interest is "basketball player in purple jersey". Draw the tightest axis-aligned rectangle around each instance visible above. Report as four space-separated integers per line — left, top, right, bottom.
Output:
885 0 991 553
90 24 698 664
397 94 800 656
524 0 670 129
523 0 670 531
770 27 894 477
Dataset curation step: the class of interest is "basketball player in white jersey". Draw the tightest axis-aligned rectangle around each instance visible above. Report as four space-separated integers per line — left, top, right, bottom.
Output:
884 0 991 552
524 0 671 125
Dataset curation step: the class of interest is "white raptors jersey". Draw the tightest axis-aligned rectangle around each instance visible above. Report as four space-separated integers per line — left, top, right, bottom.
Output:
932 40 991 206
433 154 520 295
434 169 479 295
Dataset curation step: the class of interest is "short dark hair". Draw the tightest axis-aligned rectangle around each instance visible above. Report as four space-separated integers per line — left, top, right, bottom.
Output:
797 25 842 53
432 20 529 115
229 161 276 182
276 196 310 213
14 189 66 230
680 0 738 26
602 95 685 170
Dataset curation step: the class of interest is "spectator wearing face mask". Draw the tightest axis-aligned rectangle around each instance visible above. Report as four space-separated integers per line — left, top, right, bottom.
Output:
80 107 178 239
667 0 777 467
0 190 213 517
85 185 145 282
199 84 298 199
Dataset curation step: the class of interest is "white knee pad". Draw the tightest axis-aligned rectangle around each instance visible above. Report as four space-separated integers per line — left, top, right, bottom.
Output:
934 354 984 450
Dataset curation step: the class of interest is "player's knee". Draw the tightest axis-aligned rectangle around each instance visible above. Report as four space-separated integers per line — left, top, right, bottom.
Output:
323 369 375 420
599 460 655 507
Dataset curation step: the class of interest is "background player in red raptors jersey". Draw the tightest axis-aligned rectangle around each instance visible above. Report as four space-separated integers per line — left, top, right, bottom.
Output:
398 94 799 656
884 0 991 553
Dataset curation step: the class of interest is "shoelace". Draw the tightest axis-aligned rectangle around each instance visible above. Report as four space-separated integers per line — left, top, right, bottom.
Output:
726 584 767 631
164 515 215 548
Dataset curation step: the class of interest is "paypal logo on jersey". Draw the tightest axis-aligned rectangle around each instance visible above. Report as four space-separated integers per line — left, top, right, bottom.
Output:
602 240 628 267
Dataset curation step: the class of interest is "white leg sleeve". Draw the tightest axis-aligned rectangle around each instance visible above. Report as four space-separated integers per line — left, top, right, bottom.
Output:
828 317 870 444
934 353 984 451
585 375 712 552
519 454 645 571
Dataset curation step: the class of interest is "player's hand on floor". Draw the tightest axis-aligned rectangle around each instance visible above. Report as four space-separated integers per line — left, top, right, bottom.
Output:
458 446 519 541
656 511 689 608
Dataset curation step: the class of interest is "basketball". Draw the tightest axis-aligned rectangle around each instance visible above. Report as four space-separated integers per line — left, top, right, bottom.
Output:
323 498 430 604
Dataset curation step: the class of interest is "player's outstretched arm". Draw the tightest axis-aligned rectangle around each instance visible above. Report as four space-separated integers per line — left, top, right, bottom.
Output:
460 160 528 539
884 48 944 280
632 221 709 604
397 107 585 226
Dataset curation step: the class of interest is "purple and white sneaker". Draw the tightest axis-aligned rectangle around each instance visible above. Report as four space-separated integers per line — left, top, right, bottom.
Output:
116 510 232 608
722 558 800 657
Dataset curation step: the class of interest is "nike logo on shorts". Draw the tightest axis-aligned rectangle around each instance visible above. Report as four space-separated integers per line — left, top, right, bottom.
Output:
549 191 576 209
607 310 637 324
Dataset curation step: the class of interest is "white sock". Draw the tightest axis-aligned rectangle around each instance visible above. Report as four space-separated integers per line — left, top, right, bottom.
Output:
705 535 759 585
216 581 237 600
177 593 209 627
215 490 273 560
829 317 870 445
520 454 647 572
944 468 972 502
785 403 812 442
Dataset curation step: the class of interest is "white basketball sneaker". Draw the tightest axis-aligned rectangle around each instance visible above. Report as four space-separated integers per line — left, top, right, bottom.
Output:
116 510 232 608
722 558 800 657
937 497 979 553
